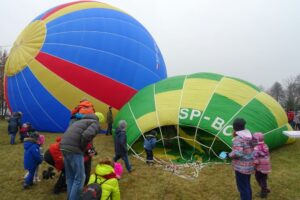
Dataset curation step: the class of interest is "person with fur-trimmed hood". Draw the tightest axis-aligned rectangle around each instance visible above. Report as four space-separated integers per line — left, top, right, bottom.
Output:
60 112 101 200
228 118 254 200
23 132 43 189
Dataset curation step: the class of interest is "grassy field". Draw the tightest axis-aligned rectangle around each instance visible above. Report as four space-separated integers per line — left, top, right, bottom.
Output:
0 120 299 200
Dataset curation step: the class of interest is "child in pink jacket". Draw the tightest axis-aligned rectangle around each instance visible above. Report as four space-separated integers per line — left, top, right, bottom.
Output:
252 132 271 198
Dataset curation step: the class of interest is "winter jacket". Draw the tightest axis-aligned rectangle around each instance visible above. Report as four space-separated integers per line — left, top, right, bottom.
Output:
229 130 254 174
8 114 22 133
114 128 127 157
60 114 100 154
144 136 157 151
252 133 271 174
88 164 120 200
48 137 64 171
24 138 43 170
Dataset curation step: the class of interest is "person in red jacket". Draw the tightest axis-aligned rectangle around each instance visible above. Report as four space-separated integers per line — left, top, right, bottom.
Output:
44 137 97 194
287 110 295 129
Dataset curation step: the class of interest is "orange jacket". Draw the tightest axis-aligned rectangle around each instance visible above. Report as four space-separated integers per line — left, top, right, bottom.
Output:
71 101 95 115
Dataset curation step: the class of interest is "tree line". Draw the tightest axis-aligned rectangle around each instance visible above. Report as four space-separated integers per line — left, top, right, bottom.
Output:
0 48 299 119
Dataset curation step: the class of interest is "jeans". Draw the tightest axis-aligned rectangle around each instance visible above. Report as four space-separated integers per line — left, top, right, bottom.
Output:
9 132 17 144
63 152 85 200
235 171 252 200
114 154 132 172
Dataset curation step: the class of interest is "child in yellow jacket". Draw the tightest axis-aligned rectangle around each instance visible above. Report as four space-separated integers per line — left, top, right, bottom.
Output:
88 158 120 200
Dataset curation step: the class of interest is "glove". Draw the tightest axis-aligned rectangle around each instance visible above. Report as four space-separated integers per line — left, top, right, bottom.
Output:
219 151 228 160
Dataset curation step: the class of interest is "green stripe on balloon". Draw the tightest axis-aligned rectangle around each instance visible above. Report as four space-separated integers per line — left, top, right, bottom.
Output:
155 76 184 94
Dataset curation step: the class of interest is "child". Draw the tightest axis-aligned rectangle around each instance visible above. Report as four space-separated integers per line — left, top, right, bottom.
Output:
19 122 35 143
23 132 43 189
143 130 157 165
252 132 271 198
87 158 120 200
33 134 45 183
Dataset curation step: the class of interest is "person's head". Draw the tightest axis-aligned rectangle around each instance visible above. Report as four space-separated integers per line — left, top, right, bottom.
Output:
38 135 45 145
30 132 40 142
109 106 112 110
233 118 246 132
99 157 113 167
118 120 127 130
253 132 264 144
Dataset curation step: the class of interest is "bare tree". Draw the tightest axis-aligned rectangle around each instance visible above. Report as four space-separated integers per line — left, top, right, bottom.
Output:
268 82 285 106
284 77 298 111
0 48 8 118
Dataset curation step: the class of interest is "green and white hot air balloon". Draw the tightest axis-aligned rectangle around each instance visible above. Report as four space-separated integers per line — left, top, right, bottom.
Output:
114 72 294 163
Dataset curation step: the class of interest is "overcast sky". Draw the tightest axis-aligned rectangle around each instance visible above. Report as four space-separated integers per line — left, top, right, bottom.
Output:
0 0 299 88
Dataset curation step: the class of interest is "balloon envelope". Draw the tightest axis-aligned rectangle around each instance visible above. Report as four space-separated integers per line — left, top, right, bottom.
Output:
114 72 293 162
4 1 167 132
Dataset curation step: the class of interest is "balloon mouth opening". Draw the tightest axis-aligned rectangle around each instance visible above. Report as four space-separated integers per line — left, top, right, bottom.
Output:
130 125 231 163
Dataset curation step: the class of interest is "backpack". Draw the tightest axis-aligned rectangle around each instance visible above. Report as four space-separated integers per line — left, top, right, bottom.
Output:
82 175 108 200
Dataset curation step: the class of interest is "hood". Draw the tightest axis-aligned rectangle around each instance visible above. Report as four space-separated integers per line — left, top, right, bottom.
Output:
236 129 252 139
253 132 264 144
79 101 93 107
24 138 37 150
95 164 114 176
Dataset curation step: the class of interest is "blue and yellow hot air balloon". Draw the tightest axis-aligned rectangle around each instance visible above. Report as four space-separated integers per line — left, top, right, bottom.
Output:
4 1 167 132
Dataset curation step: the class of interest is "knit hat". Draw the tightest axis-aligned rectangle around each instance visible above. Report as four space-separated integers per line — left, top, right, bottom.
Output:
38 135 45 145
30 132 40 142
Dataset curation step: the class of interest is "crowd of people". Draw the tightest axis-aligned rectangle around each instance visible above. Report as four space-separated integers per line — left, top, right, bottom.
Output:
7 99 285 200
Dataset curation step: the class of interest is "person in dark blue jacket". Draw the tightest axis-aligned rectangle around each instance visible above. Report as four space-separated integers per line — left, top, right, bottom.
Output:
7 112 22 144
144 130 157 165
23 132 43 189
113 120 132 173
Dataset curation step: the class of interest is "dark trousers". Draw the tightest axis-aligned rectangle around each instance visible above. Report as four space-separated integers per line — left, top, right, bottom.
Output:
235 171 252 200
255 171 268 193
106 123 113 135
54 170 67 194
145 149 153 161
84 159 92 185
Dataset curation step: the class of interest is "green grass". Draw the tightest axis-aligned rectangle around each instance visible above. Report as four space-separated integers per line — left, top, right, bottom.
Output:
0 120 299 200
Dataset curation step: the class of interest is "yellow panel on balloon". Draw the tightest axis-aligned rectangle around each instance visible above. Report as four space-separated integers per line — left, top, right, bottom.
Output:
216 77 259 106
136 112 159 133
181 78 219 111
155 90 181 125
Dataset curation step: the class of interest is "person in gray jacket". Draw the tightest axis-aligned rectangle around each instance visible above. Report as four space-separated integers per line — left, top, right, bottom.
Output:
60 112 102 200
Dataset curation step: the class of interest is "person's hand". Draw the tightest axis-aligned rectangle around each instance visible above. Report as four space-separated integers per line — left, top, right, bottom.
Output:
88 152 96 157
219 151 228 160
